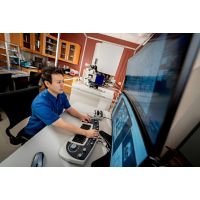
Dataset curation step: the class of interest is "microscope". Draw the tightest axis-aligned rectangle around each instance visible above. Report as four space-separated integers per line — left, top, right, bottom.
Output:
83 65 97 88
83 65 111 89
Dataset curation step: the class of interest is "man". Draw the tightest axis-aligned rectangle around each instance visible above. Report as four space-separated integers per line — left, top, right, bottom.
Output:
18 67 99 142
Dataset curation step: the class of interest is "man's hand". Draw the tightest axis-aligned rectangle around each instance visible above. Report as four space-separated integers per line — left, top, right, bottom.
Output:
66 107 92 123
84 129 99 138
79 114 91 123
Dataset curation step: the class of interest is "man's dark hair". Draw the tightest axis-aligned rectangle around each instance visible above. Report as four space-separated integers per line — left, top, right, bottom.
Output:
42 67 64 88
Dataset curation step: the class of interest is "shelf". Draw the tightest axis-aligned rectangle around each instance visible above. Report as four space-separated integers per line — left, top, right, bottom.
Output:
45 35 58 58
0 40 21 69
0 60 7 63
46 49 56 53
46 41 57 46
0 47 17 52
0 53 6 57
0 54 18 59
9 55 18 58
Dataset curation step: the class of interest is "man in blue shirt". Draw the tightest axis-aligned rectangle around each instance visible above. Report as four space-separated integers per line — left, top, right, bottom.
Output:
17 67 99 142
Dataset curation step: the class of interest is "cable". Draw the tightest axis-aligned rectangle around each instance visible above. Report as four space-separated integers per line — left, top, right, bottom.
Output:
97 136 110 153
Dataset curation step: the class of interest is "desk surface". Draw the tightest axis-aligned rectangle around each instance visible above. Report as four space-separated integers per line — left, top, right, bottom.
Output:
0 68 29 78
0 103 112 167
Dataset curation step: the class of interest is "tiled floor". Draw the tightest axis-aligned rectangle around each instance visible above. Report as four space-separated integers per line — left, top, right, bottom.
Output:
0 110 28 162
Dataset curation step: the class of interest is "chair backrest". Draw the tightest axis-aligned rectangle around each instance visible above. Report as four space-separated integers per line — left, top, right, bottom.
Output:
0 73 12 93
29 71 42 86
13 76 29 90
0 86 39 130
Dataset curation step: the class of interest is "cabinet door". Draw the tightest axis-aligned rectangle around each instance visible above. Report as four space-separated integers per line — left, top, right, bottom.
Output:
10 33 43 54
66 42 81 64
59 40 67 61
32 33 43 53
22 33 32 50
44 34 57 58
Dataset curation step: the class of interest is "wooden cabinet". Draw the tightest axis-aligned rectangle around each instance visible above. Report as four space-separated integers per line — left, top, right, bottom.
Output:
10 33 81 65
59 41 81 64
63 74 78 94
43 34 58 58
66 42 81 65
0 33 5 41
58 40 67 61
22 33 31 50
32 33 43 53
10 33 43 54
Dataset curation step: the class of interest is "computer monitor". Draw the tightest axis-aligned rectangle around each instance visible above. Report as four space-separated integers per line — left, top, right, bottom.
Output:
108 34 200 167
124 33 200 155
110 93 148 167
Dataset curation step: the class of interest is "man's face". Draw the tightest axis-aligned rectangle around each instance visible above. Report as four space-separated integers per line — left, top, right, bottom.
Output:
46 74 64 95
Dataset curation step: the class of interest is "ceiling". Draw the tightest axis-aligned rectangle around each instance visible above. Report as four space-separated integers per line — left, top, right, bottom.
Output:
101 33 152 45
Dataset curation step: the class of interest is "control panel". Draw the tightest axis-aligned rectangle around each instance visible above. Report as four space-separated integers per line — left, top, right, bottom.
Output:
59 119 99 165
93 110 104 120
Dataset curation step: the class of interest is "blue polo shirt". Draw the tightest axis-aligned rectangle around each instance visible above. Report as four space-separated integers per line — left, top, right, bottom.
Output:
24 89 71 136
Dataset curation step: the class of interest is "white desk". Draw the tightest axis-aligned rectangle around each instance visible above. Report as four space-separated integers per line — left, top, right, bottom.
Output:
0 103 112 167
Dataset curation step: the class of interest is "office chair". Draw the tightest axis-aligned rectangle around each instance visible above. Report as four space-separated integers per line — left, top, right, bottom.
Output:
0 86 39 145
13 76 29 90
0 73 13 93
29 71 42 86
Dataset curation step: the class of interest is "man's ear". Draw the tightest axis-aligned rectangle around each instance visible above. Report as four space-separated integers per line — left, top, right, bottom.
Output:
44 80 51 88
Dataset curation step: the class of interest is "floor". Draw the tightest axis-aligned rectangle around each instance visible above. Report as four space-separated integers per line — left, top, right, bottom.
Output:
0 110 28 162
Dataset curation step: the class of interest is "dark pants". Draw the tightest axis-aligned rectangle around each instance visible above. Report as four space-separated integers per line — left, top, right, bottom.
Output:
15 128 33 144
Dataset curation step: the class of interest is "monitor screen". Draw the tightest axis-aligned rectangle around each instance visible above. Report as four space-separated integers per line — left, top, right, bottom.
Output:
110 93 148 167
124 33 199 153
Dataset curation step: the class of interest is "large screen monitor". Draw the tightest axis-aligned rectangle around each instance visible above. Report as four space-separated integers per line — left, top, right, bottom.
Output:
124 33 200 155
110 93 148 167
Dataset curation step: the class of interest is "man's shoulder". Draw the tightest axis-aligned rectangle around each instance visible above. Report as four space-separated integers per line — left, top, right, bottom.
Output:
32 90 48 104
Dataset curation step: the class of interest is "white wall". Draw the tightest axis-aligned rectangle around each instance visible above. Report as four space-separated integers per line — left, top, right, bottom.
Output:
161 49 200 156
92 42 124 76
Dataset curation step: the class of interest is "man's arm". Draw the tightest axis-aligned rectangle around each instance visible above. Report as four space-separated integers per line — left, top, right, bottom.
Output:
65 107 91 122
52 118 98 138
